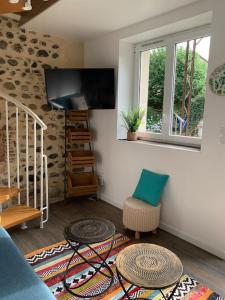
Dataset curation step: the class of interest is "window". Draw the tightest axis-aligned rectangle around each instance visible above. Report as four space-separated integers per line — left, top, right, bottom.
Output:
135 26 211 147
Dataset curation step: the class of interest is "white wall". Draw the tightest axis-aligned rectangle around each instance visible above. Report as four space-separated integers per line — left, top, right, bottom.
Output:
84 0 225 259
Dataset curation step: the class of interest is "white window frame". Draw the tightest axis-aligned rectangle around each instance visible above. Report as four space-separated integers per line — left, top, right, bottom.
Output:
134 25 211 148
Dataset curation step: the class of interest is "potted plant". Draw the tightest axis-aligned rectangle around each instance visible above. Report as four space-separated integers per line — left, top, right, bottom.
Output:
121 108 145 141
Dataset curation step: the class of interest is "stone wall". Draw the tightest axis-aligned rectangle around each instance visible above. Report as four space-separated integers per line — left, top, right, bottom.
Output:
0 16 83 203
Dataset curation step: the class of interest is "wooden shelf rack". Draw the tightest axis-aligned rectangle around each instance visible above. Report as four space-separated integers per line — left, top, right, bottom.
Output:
68 151 95 168
67 128 91 144
67 173 97 197
65 110 98 199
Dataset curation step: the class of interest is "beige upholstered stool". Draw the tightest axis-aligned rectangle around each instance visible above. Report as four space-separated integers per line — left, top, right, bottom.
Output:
123 196 161 239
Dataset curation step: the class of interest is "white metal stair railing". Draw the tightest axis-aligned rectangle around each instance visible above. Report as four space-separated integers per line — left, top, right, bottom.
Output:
0 91 49 229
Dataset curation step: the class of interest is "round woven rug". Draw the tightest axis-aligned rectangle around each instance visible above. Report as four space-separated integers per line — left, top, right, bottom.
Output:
64 217 116 244
116 243 183 289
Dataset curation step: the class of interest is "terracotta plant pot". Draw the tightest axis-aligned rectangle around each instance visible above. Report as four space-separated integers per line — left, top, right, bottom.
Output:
127 131 138 141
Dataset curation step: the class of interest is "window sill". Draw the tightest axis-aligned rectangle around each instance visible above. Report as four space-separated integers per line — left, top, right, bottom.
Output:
117 139 201 153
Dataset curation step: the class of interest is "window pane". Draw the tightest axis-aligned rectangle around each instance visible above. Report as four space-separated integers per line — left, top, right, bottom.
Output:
172 36 210 137
140 46 166 133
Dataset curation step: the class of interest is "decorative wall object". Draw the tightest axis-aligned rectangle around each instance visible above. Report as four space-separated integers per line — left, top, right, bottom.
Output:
0 16 83 203
209 63 225 96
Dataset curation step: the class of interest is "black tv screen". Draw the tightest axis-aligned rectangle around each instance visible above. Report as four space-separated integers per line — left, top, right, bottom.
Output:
44 68 115 110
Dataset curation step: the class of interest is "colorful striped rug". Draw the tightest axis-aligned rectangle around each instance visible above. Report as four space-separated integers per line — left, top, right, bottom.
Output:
26 233 221 300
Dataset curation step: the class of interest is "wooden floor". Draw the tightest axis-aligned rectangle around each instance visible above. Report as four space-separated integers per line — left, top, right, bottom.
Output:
8 198 225 297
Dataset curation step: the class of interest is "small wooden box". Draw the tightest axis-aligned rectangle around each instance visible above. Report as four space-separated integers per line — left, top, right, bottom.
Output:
67 172 97 197
67 128 91 144
68 151 95 168
68 110 89 122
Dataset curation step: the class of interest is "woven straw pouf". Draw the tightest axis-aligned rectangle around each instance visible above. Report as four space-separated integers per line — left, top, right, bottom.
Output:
123 196 161 239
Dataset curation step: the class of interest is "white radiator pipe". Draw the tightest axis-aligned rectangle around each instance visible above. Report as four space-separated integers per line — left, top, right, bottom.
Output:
34 120 37 209
26 113 29 206
16 107 20 204
5 101 10 188
40 129 44 228
42 154 49 224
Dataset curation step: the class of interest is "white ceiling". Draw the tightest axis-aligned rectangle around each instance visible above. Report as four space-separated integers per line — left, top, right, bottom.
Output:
24 0 201 41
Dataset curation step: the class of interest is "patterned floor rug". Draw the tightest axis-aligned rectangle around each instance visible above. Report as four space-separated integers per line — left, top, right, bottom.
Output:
26 233 222 300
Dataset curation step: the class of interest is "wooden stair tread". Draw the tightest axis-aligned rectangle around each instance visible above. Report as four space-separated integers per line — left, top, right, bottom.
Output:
0 187 20 204
0 205 41 229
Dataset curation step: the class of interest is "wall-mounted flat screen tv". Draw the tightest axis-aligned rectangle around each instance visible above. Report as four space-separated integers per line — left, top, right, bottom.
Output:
44 68 115 110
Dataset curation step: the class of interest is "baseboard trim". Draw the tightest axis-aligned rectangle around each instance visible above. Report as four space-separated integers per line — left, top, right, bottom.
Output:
100 193 225 260
100 193 123 209
160 222 225 260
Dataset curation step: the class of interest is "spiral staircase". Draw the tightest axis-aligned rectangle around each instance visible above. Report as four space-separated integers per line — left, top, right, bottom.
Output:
0 91 48 229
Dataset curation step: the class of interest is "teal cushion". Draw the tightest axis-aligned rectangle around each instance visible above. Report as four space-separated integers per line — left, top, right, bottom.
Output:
133 169 169 206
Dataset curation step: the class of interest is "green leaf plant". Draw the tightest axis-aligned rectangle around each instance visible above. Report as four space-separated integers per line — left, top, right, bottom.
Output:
121 107 145 132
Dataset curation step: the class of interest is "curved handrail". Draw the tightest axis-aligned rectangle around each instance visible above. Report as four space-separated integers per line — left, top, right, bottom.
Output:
0 91 47 130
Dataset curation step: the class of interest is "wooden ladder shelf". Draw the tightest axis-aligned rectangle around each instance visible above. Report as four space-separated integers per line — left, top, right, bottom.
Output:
68 151 95 168
65 110 98 198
